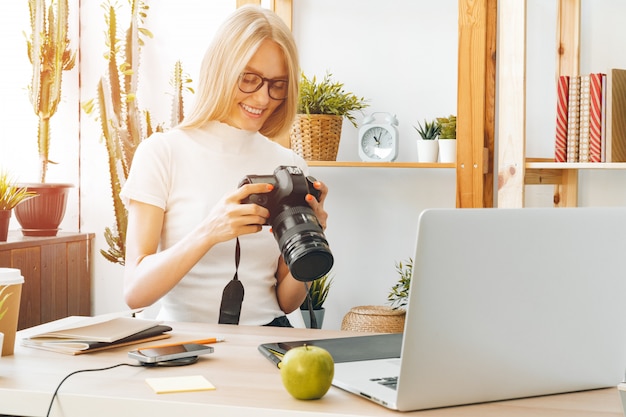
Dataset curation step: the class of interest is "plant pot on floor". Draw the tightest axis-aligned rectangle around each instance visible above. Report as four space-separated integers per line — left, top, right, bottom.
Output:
14 183 73 237
301 308 325 329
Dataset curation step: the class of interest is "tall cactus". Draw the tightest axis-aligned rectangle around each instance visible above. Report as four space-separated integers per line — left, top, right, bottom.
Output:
26 0 77 183
84 0 192 265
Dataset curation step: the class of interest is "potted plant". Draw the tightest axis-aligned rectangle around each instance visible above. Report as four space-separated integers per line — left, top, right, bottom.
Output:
290 71 368 161
387 258 413 310
0 171 37 242
414 119 440 163
15 0 77 237
340 259 411 333
300 274 333 329
436 114 457 163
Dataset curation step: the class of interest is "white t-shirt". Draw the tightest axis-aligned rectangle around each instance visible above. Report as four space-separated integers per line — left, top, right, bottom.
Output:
120 121 309 325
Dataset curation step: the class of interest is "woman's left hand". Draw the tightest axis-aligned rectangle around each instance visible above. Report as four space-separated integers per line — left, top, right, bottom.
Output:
305 180 329 230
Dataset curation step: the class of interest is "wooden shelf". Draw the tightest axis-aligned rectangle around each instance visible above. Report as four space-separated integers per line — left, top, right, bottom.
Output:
526 158 626 169
306 161 455 168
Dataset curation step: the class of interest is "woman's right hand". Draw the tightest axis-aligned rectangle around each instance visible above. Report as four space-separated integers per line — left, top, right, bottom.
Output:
200 182 274 244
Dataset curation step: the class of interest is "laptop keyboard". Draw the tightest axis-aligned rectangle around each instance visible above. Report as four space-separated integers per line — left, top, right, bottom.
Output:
370 376 398 390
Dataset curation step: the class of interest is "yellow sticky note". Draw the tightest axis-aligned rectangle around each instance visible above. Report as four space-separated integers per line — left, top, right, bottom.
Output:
145 375 216 394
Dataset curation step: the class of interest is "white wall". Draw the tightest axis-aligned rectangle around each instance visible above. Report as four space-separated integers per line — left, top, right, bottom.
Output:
0 1 624 330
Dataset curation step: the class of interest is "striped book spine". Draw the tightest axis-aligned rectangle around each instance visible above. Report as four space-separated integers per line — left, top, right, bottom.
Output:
578 75 591 162
589 73 603 162
566 76 581 162
554 75 569 162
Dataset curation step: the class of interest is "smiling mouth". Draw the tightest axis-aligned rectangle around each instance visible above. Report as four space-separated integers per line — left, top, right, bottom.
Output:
241 103 264 116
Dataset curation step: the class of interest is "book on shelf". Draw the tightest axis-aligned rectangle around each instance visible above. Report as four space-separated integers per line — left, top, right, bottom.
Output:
553 70 626 163
578 74 591 162
589 73 604 162
605 68 626 162
566 75 580 162
21 313 172 355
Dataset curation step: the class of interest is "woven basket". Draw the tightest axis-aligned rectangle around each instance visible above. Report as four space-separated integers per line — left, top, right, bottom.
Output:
341 305 406 333
289 114 343 161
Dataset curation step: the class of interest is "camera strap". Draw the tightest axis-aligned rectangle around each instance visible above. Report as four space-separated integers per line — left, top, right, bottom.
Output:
218 237 244 324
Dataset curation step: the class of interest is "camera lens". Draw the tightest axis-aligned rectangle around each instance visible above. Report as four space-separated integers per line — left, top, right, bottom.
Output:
272 206 334 282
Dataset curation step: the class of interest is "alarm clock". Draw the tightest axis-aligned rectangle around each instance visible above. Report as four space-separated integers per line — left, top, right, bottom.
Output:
358 112 399 162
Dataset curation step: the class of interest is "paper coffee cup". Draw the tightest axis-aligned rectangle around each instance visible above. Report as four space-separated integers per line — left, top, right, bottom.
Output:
0 268 24 356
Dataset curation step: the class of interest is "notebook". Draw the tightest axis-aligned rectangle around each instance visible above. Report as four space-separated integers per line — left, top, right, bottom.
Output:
263 207 626 411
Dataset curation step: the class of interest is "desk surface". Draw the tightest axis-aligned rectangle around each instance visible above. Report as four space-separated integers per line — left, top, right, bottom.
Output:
0 319 623 417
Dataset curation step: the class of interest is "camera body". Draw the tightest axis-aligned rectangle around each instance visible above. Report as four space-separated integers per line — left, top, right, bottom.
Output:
240 165 321 223
239 166 333 282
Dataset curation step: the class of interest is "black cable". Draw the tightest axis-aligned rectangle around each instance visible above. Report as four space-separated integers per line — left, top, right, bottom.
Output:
46 362 142 417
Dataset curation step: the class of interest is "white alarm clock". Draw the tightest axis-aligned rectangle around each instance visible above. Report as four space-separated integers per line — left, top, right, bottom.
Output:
358 112 399 162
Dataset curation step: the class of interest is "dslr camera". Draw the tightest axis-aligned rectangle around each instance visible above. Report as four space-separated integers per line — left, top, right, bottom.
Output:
239 165 333 282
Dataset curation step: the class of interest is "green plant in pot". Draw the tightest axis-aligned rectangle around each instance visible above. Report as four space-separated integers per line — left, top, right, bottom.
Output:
0 171 37 242
388 258 412 310
414 119 441 140
15 0 77 237
290 71 368 161
436 114 457 163
414 119 440 163
300 274 333 329
436 115 456 139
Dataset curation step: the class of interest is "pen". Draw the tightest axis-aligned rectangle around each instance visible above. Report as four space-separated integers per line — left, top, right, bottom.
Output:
138 337 225 351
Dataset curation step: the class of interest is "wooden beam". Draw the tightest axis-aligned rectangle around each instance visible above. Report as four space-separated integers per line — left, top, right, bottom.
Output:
457 0 491 207
496 0 526 207
553 0 580 206
271 0 292 30
237 0 292 31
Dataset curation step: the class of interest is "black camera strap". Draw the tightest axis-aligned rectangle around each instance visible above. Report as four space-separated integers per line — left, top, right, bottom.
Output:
218 237 244 324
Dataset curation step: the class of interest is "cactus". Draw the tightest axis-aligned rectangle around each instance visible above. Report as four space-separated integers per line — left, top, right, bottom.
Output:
83 0 192 265
26 0 77 183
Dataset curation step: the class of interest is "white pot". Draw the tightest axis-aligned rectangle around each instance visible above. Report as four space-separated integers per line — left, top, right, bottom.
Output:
438 139 457 162
416 139 439 162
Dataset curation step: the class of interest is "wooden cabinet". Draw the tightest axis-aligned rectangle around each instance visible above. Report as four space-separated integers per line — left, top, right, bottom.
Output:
0 232 94 330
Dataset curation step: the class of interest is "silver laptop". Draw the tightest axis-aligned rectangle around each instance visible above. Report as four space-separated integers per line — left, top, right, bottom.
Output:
332 207 626 411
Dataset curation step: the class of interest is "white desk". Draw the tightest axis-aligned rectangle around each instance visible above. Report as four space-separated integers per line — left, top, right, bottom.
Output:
0 319 623 417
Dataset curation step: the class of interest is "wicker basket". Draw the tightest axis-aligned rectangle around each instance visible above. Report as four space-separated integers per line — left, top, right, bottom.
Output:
341 305 406 333
289 114 343 161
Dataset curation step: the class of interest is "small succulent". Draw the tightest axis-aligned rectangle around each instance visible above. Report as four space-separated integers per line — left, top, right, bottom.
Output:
436 115 457 139
300 274 333 311
388 258 413 310
414 119 441 140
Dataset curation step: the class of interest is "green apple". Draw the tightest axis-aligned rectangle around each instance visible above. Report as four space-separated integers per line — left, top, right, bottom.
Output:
279 344 335 400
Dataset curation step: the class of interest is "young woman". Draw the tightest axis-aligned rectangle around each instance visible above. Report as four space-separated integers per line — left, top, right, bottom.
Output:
121 6 329 327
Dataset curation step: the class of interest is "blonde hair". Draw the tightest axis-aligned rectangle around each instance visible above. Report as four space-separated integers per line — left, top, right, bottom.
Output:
179 6 299 138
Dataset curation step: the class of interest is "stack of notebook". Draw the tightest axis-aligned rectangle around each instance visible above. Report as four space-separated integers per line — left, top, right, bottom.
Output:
21 314 172 355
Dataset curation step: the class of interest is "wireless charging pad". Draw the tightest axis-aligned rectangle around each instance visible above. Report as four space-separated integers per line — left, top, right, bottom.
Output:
141 356 199 367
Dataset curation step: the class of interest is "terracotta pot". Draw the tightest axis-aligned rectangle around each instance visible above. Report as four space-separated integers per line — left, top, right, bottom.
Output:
14 183 73 237
0 210 10 242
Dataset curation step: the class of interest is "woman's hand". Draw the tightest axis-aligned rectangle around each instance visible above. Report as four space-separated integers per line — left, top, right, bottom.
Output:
201 182 274 244
305 180 329 230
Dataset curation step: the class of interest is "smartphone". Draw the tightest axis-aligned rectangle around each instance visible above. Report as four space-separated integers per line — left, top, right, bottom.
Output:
128 343 214 364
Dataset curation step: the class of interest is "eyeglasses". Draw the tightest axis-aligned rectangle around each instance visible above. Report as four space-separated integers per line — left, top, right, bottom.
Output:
238 72 289 100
